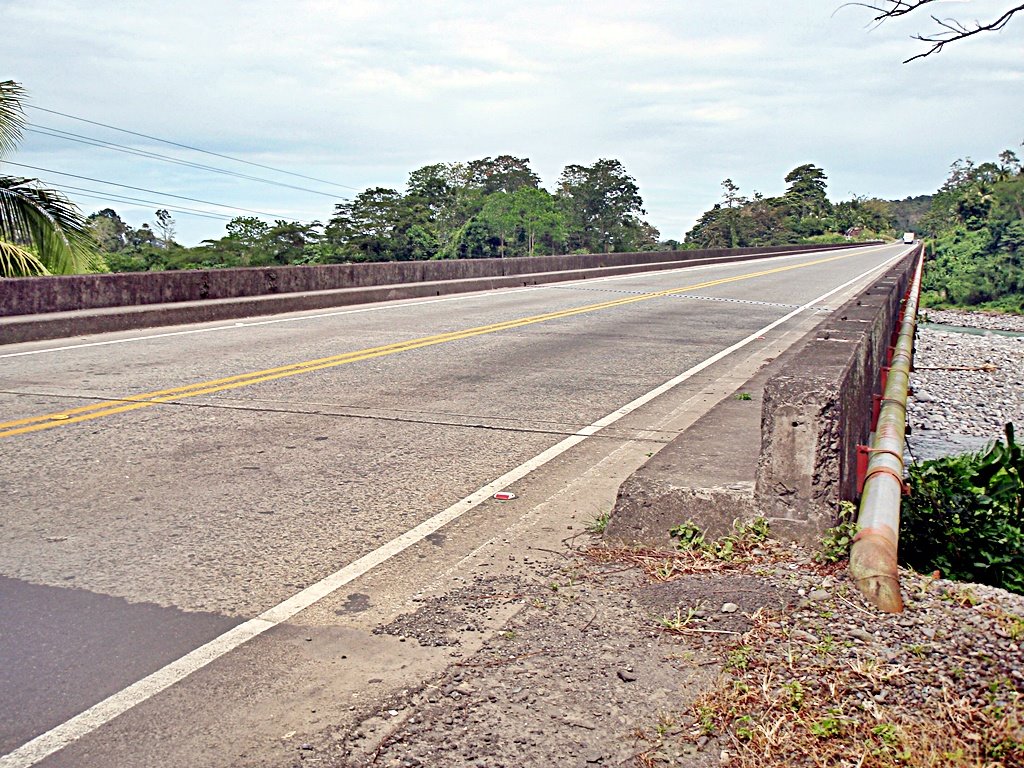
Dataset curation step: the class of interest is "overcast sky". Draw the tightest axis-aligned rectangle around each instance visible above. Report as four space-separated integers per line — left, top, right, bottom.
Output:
5 0 1023 245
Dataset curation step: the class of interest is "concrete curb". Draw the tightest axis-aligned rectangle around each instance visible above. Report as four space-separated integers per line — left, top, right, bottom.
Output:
604 342 793 548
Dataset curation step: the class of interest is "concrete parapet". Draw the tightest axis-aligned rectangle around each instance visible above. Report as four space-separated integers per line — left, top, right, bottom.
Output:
607 246 919 550
754 250 917 545
0 243 862 319
605 359 776 548
0 244 866 345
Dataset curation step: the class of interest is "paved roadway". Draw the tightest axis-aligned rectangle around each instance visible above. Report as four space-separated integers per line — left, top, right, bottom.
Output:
0 243 910 767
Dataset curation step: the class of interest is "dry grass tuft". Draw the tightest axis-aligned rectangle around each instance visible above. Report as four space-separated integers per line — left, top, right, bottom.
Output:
685 618 1023 768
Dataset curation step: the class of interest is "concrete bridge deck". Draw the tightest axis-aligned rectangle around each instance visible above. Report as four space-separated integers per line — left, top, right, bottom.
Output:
0 243 913 767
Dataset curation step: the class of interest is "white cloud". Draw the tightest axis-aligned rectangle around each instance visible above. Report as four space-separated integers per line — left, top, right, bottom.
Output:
4 0 1022 242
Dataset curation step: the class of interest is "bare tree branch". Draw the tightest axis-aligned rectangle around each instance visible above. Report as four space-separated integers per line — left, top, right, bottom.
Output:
842 1 1024 61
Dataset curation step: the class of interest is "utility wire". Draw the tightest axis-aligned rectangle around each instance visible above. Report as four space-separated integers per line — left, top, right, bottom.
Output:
50 183 233 221
25 124 344 199
25 104 361 192
4 160 291 219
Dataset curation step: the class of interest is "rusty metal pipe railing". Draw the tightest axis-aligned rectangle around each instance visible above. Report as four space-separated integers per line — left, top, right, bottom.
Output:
848 249 925 613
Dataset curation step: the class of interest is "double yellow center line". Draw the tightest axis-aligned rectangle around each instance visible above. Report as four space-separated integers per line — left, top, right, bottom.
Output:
0 252 853 439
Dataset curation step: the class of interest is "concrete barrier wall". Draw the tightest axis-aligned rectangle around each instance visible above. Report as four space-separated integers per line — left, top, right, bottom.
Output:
754 246 921 544
0 243 863 318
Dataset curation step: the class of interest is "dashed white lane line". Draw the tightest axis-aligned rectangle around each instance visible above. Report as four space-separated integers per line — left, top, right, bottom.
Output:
0 244 897 360
0 250 905 768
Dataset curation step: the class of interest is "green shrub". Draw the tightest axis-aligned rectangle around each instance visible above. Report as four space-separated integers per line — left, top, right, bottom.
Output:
901 423 1024 594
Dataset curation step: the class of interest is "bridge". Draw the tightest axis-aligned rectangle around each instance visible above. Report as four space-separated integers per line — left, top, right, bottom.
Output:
0 242 919 767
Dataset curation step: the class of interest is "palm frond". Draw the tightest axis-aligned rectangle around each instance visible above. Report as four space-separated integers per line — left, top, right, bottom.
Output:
0 80 27 159
0 238 48 276
1 175 103 277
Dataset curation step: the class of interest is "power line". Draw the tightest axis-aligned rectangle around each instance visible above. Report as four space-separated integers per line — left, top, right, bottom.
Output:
25 124 344 199
51 183 234 221
25 104 361 192
4 160 291 219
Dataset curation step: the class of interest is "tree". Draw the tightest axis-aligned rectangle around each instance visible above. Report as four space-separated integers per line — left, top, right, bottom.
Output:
720 178 748 248
919 148 1024 310
262 220 322 265
850 0 1024 62
86 208 130 252
477 193 518 258
405 162 472 256
783 164 832 237
511 186 565 256
473 187 566 258
465 156 541 195
155 209 177 247
557 159 646 253
323 188 432 262
1 80 102 277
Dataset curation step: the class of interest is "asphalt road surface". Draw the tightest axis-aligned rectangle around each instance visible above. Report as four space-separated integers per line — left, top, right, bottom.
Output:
0 243 910 767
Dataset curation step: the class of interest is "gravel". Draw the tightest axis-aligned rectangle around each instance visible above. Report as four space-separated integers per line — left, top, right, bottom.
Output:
314 542 1023 767
908 309 1024 460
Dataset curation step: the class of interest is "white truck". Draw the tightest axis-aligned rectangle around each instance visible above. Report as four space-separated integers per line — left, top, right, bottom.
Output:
902 232 915 244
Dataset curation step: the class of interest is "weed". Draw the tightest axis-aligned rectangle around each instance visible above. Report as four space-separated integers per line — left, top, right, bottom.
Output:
815 501 858 564
652 559 678 581
726 646 752 671
669 517 770 561
942 586 980 607
499 630 517 640
695 705 715 736
669 521 705 551
655 607 699 633
689 608 1024 768
781 680 805 710
587 512 611 534
901 422 1024 594
734 714 755 740
905 643 929 658
734 392 753 401
808 715 843 739
815 635 837 655
655 713 677 737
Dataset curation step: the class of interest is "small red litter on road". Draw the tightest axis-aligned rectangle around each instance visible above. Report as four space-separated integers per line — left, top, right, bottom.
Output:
493 492 517 501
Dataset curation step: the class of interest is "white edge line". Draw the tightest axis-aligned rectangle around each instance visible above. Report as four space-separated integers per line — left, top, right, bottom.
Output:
0 243 899 360
0 249 904 768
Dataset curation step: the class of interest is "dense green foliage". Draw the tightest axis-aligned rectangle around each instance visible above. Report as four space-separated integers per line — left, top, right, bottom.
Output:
901 423 1024 594
683 165 897 248
1 80 102 277
87 156 666 271
918 151 1024 313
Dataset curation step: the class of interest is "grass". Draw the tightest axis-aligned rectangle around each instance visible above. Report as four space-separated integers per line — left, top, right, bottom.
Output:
588 511 611 534
683 611 1023 767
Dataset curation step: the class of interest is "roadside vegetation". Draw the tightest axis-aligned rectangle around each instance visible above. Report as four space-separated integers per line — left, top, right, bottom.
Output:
918 150 1024 314
901 423 1024 595
5 75 1022 324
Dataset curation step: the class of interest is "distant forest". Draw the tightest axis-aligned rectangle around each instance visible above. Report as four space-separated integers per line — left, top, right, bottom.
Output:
86 157 899 274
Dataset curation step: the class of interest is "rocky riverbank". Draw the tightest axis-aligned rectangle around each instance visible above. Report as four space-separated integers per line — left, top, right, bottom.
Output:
908 309 1024 460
